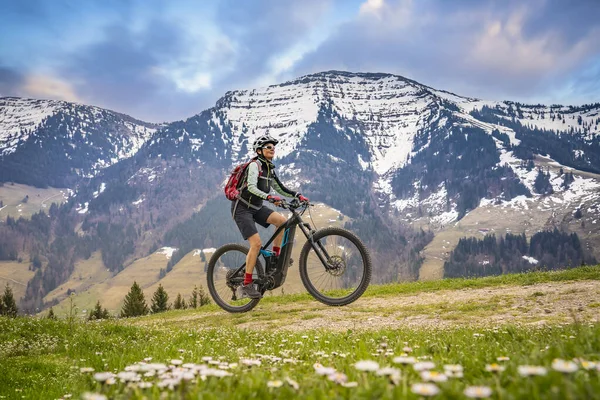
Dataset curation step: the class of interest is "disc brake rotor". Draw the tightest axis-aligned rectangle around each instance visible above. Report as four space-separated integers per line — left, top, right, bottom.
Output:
327 255 346 277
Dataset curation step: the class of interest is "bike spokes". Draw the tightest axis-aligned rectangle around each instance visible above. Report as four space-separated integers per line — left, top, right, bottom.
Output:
302 231 368 302
207 245 261 312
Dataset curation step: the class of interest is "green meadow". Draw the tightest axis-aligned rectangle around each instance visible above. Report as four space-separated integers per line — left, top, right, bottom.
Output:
1 266 600 399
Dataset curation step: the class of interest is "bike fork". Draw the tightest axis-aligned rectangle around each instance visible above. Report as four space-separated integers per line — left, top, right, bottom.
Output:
299 223 332 268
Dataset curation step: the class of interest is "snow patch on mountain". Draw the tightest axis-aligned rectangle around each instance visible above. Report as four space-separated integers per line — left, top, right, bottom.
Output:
220 72 449 175
522 255 538 264
0 97 158 179
157 247 177 259
458 99 600 139
498 149 538 192
0 97 62 155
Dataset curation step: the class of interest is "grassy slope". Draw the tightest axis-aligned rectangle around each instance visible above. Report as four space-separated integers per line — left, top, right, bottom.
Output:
0 183 67 219
49 252 170 316
43 252 111 305
0 260 34 303
1 266 600 399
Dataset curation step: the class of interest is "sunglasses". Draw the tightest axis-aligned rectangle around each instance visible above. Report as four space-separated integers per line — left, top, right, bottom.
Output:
263 145 276 150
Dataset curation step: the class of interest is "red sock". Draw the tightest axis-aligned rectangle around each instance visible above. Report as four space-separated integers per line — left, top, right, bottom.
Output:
244 273 253 285
273 246 281 256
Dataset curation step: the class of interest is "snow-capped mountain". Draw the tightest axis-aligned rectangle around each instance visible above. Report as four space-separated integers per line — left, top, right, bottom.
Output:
5 70 600 312
0 97 159 187
134 71 599 222
2 71 599 223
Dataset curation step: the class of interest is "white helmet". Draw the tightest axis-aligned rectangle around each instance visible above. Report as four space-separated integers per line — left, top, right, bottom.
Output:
253 135 279 153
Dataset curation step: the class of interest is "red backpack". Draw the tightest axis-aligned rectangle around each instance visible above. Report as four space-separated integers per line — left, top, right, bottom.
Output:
224 159 262 201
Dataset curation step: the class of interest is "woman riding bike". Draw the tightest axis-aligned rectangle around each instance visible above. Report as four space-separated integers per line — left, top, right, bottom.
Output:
230 134 308 299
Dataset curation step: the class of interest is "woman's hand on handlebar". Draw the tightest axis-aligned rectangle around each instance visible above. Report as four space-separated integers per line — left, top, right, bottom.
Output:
298 194 309 203
267 195 283 206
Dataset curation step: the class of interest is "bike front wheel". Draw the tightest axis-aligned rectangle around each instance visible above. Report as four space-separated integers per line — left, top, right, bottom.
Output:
299 227 372 306
207 243 263 313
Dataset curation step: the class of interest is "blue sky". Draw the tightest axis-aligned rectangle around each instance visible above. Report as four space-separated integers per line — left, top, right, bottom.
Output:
1 0 599 122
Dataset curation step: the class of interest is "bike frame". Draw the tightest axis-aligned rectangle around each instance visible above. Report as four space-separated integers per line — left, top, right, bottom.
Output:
231 202 333 290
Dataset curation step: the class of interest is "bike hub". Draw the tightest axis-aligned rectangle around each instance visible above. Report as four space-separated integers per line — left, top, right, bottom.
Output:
327 255 346 277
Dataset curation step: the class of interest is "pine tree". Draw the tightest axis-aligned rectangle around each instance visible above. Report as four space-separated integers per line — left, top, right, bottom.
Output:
189 286 199 309
89 300 110 320
1 284 18 317
173 293 187 310
151 284 170 313
120 281 148 317
47 307 57 320
198 285 211 306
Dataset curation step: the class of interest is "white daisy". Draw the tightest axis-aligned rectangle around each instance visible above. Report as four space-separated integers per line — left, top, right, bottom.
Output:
285 377 299 390
328 372 348 384
420 370 448 382
552 359 578 373
413 361 436 371
411 383 440 397
464 386 493 398
393 356 417 365
579 360 597 370
443 364 463 373
354 360 380 372
82 393 107 400
93 372 115 383
485 363 505 373
517 365 548 376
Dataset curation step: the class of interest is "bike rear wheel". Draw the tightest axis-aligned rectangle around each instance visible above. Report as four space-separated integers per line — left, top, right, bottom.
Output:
299 227 371 306
207 243 263 313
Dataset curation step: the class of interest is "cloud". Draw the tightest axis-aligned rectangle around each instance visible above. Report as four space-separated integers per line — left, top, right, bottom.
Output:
31 0 335 122
2 0 598 122
292 0 600 102
57 19 197 121
21 75 81 102
359 0 386 17
213 0 333 88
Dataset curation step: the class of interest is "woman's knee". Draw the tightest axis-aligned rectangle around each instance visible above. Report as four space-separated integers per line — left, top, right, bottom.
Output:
268 212 286 227
248 234 262 249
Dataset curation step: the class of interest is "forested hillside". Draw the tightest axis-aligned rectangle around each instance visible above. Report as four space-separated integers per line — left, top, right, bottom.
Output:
444 229 597 278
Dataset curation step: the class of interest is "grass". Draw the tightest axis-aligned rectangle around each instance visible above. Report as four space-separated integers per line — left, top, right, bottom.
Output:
2 265 600 399
1 316 600 399
0 260 35 304
0 183 67 220
367 265 600 297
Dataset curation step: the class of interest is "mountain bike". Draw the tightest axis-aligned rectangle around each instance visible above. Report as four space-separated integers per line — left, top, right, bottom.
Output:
207 199 372 313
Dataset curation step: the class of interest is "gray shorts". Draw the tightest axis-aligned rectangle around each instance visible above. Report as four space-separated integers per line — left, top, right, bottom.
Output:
231 202 274 240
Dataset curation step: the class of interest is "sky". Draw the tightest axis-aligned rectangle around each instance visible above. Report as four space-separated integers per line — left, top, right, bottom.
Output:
1 0 599 123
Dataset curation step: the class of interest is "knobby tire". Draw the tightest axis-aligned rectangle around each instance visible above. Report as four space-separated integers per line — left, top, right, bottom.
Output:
206 243 263 313
299 227 372 306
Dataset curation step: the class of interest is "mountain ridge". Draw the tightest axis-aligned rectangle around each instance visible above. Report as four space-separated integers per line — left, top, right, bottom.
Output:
1 70 599 313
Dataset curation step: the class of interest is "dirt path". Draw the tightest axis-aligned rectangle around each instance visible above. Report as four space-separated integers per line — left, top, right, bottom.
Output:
139 280 600 332
233 280 600 331
274 281 599 331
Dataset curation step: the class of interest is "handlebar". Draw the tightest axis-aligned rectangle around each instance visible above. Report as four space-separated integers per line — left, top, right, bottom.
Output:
273 198 312 210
